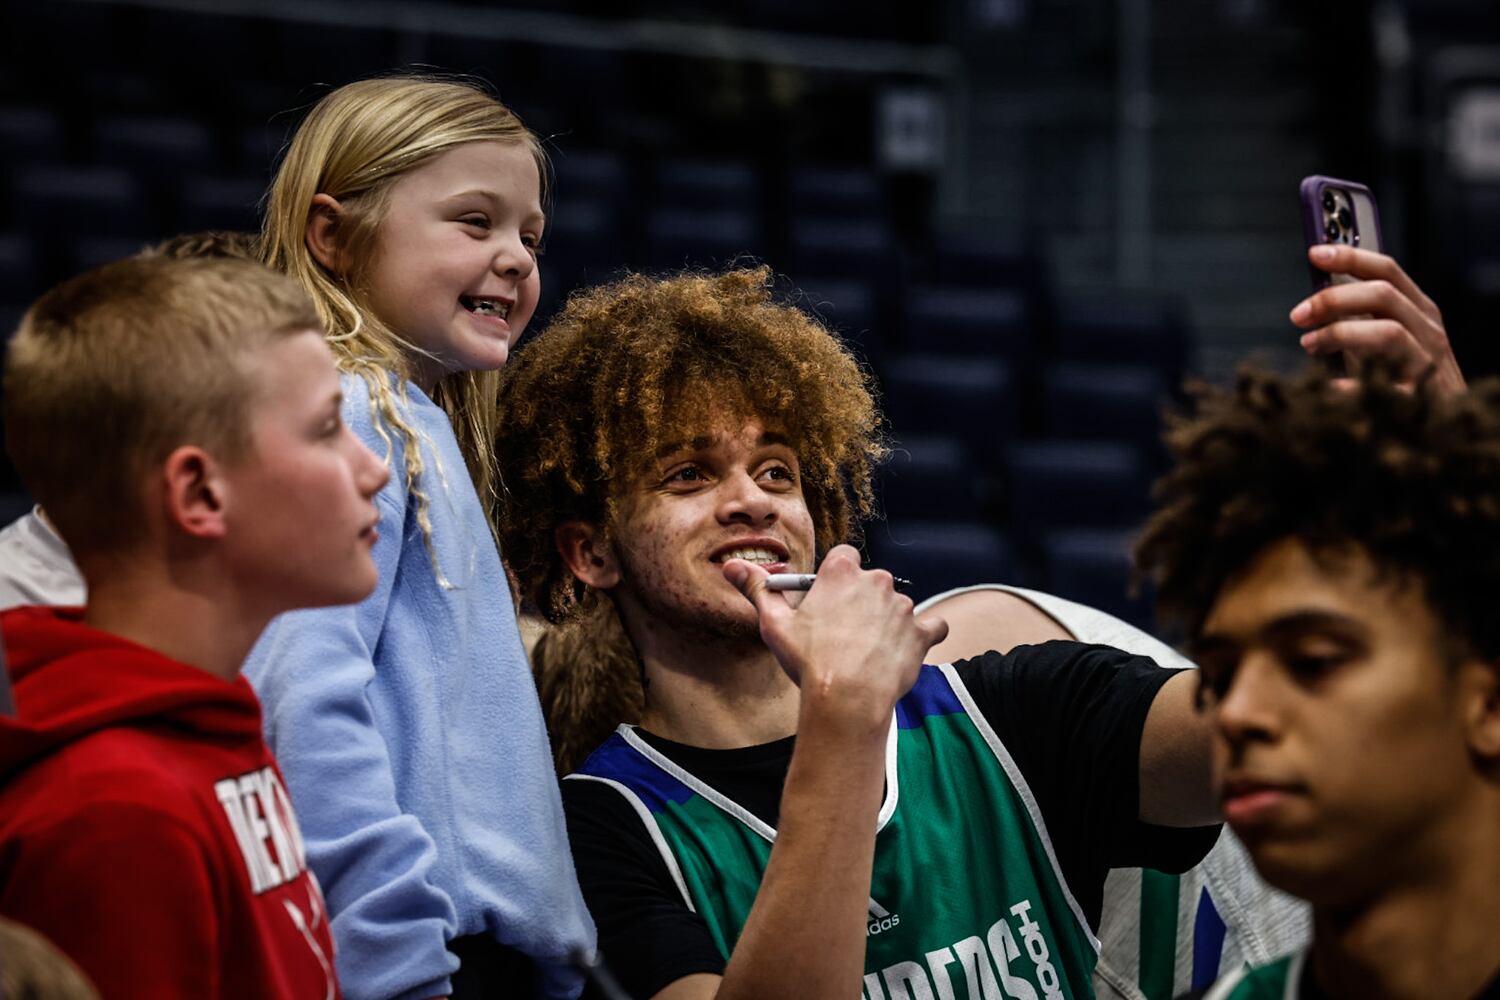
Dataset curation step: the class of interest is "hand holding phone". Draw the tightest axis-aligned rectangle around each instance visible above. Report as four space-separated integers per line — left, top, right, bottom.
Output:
1293 176 1465 393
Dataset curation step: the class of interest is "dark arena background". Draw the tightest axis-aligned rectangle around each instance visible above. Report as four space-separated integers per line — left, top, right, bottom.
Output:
1 0 1496 628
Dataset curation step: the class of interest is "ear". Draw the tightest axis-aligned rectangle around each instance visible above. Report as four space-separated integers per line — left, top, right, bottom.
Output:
161 445 230 541
1465 659 1500 761
305 193 345 274
556 521 620 589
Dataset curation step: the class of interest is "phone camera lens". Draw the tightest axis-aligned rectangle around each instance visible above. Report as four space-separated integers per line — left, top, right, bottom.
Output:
1325 220 1342 241
1337 207 1352 229
1322 192 1337 212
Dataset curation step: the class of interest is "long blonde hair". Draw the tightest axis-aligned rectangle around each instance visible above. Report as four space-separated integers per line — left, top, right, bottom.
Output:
261 75 546 546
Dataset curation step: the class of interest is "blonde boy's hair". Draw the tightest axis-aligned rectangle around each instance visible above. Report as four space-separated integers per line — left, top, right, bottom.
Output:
3 255 320 557
147 229 261 261
260 75 546 540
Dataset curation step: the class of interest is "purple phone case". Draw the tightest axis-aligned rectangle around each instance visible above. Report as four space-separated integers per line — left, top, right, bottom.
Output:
1298 174 1385 291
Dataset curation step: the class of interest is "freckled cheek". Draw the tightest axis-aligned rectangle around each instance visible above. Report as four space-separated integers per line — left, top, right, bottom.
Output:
785 509 816 563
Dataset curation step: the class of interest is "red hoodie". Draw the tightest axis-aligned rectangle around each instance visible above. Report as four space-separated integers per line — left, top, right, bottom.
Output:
0 607 340 999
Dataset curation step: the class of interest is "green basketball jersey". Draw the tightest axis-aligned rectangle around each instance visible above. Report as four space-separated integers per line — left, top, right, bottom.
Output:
569 662 1101 999
1201 952 1302 1000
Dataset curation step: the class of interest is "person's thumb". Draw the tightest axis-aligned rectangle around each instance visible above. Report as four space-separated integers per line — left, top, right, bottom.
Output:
722 558 791 628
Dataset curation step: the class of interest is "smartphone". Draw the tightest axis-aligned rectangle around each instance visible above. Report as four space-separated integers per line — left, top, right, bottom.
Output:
1298 175 1385 374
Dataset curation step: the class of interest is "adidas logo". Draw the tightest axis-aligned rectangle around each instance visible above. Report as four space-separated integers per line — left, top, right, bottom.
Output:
867 897 901 936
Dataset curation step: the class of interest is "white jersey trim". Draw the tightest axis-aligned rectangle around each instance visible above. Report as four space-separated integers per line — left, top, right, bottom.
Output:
619 725 778 842
876 712 901 828
937 660 1102 955
565 772 697 912
1201 964 1251 1000
916 583 1195 671
1283 950 1308 1000
1201 949 1306 1000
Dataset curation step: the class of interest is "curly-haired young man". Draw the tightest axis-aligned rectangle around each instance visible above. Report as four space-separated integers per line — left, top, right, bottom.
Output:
494 267 1222 1000
1136 368 1500 1000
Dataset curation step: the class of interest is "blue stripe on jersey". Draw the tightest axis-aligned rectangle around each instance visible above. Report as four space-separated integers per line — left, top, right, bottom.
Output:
1191 886 1228 990
576 732 696 811
894 664 965 729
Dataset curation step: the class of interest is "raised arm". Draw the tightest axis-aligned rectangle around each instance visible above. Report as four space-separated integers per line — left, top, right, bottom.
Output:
654 546 946 1000
923 585 1217 828
1138 669 1218 827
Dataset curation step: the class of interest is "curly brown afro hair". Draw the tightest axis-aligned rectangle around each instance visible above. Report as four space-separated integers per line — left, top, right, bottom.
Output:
1137 364 1500 663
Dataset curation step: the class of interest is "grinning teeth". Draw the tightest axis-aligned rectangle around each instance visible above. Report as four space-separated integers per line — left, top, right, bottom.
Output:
719 547 779 564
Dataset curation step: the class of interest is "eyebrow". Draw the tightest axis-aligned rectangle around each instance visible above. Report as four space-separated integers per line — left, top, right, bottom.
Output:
654 430 794 459
1261 610 1370 644
1188 634 1236 662
1195 609 1370 657
443 189 546 222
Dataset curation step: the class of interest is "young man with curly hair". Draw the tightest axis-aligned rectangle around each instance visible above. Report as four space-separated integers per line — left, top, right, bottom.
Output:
1135 368 1500 1000
494 267 1222 1000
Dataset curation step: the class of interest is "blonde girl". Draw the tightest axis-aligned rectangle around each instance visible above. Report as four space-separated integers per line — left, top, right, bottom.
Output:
245 76 593 1000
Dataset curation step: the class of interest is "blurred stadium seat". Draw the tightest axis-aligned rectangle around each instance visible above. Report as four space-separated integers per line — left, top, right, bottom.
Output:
1041 528 1155 631
788 166 882 220
1055 298 1187 378
93 116 216 177
878 435 983 522
553 149 631 208
654 157 760 212
644 207 761 271
1042 362 1168 459
868 520 1018 605
789 217 898 282
927 229 1044 292
883 353 1017 466
1005 441 1150 535
903 285 1030 360
540 197 624 294
270 21 397 88
14 167 159 278
0 235 35 307
177 176 266 234
797 277 883 368
0 107 65 176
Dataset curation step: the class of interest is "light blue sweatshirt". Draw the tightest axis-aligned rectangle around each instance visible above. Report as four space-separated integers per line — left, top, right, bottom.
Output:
244 375 595 1000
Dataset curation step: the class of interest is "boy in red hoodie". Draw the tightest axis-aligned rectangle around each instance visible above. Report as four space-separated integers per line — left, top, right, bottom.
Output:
0 254 390 999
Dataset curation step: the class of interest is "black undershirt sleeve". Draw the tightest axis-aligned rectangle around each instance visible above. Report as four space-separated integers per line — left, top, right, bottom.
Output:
953 640 1220 927
562 776 726 999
